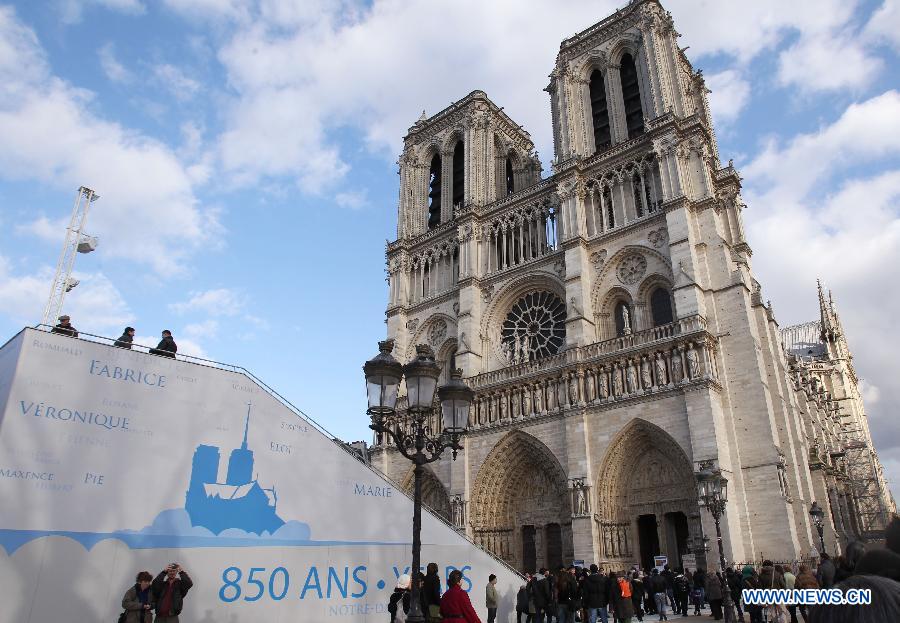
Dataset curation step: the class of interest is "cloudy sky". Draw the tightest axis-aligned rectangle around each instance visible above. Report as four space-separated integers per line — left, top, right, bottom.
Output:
1 0 899 493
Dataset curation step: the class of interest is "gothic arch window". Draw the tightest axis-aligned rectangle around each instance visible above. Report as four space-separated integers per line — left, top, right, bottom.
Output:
589 70 611 152
506 157 515 196
452 140 465 208
632 174 644 218
620 53 644 138
501 291 566 363
428 153 442 229
650 288 673 327
615 300 632 336
604 186 615 229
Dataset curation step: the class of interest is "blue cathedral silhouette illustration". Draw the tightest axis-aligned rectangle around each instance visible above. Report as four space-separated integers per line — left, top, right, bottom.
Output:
184 405 285 535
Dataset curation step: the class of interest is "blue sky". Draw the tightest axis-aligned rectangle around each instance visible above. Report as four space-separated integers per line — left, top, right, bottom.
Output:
1 0 900 487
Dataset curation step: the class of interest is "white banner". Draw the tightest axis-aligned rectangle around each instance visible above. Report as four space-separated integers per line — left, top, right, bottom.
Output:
0 329 521 622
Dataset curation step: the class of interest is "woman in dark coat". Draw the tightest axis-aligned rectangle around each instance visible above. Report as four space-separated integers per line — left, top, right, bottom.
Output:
609 572 635 622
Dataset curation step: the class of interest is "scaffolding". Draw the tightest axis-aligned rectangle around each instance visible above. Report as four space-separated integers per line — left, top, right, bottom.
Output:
41 186 99 326
782 313 893 543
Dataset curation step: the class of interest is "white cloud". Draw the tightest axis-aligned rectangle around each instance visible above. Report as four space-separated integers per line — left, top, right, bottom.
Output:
59 0 145 24
98 42 133 83
777 30 882 92
335 190 368 210
705 70 750 123
153 63 201 101
0 255 133 333
170 288 244 316
737 92 900 471
0 7 220 274
864 0 900 52
744 91 900 203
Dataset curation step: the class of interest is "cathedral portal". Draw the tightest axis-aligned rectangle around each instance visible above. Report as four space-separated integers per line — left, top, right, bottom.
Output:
596 419 697 570
470 431 569 573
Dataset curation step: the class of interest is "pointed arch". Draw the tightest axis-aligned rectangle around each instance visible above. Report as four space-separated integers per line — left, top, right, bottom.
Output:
594 418 698 569
470 430 569 570
401 466 451 523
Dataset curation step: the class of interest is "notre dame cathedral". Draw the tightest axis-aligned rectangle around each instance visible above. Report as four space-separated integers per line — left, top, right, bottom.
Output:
370 0 895 573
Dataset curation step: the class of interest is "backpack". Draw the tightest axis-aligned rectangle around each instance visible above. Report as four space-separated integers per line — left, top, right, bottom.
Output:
618 578 632 598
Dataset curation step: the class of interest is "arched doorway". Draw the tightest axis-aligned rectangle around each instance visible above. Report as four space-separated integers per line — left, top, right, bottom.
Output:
471 431 569 573
595 419 698 571
401 467 451 524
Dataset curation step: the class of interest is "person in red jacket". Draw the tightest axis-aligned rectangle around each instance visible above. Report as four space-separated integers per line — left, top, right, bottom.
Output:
440 569 482 623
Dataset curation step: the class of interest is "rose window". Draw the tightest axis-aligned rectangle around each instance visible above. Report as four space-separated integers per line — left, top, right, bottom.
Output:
501 291 566 364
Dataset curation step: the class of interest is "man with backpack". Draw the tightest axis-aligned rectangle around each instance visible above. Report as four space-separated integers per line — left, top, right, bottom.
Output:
583 564 611 623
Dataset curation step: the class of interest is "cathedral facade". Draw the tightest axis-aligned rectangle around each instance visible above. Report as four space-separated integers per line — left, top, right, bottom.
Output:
371 0 894 573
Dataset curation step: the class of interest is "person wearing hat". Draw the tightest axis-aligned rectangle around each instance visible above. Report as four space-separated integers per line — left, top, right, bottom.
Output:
389 574 411 622
115 327 136 349
51 315 78 338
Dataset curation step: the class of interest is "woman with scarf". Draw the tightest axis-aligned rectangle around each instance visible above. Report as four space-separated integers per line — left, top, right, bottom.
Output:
121 571 154 623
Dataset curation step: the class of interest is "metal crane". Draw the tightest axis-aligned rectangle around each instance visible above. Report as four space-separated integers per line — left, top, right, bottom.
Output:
41 186 99 326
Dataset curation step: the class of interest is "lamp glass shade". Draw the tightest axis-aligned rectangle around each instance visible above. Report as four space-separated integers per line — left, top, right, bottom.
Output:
363 340 403 414
438 369 474 433
809 501 825 525
403 344 441 409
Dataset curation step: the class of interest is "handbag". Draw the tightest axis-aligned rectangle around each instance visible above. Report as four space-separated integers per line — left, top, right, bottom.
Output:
117 613 127 623
428 604 442 619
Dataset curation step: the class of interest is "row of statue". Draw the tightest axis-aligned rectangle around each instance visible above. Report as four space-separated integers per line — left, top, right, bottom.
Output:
473 343 706 427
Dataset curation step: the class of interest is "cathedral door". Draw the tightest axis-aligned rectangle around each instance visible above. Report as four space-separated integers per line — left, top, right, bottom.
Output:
522 525 537 573
546 523 563 570
638 514 660 571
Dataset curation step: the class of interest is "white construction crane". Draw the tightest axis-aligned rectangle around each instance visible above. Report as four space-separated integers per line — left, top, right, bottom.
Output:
41 186 100 326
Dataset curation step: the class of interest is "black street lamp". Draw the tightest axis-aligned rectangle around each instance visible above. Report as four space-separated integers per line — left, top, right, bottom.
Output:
364 340 472 623
809 501 826 554
697 466 736 621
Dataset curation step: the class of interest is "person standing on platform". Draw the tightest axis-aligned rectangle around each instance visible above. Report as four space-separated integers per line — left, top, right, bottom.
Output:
486 574 499 623
51 314 78 337
115 326 136 349
583 564 610 623
441 569 482 623
610 571 635 623
532 569 552 623
151 563 192 623
150 330 177 358
389 574 411 623
121 570 154 623
516 578 532 623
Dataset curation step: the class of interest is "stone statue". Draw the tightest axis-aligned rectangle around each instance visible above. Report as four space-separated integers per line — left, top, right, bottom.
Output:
626 362 637 394
568 376 579 405
687 345 701 379
599 368 610 399
622 305 632 335
641 358 652 389
575 485 588 516
523 386 532 416
451 497 463 528
612 367 623 396
655 353 668 386
585 373 596 402
672 349 684 382
548 380 558 410
503 340 514 365
535 385 544 413
499 393 508 420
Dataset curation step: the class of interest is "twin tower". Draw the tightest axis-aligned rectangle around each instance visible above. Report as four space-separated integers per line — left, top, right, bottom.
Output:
374 0 880 574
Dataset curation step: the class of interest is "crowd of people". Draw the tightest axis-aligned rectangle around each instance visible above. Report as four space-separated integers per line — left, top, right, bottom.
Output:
51 315 178 358
389 517 900 623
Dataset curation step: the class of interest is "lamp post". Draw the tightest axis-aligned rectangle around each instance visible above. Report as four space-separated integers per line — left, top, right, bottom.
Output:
809 501 826 554
364 340 472 623
697 466 736 621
